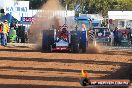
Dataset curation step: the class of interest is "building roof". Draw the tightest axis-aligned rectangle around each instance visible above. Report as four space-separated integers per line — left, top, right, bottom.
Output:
108 11 132 20
76 16 91 20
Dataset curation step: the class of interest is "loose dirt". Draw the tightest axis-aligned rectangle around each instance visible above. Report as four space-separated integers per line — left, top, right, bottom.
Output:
0 45 131 88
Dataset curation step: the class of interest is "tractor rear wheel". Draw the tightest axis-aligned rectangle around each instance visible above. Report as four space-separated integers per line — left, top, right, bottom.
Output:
70 32 80 53
42 30 54 52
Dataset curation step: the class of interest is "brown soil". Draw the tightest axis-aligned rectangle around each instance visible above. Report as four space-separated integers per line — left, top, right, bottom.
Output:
0 45 131 88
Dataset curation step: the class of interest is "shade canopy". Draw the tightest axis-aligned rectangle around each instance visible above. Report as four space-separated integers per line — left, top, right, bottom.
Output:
0 13 18 23
76 16 91 20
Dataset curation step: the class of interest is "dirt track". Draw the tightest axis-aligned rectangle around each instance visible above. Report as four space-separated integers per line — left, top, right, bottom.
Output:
0 45 131 88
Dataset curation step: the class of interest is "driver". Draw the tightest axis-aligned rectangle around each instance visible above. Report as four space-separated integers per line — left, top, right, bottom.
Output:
59 27 68 41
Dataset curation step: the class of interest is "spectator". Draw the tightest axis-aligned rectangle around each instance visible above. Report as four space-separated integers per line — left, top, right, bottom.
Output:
75 25 78 31
0 22 3 45
82 24 86 31
127 28 132 44
24 27 29 42
1 20 10 46
113 27 119 46
10 22 15 28
109 30 114 46
16 25 24 43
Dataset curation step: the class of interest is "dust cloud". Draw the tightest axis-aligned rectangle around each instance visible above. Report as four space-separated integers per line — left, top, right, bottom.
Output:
29 0 104 53
86 43 105 54
29 0 65 50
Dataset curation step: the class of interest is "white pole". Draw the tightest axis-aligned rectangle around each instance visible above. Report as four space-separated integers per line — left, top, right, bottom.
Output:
65 3 67 24
107 17 110 28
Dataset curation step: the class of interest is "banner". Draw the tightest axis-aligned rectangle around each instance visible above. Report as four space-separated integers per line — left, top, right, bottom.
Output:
4 1 29 13
21 17 34 22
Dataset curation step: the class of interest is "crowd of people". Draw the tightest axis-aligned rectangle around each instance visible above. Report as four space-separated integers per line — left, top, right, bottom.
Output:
111 27 132 46
0 20 28 46
0 20 132 47
0 20 10 46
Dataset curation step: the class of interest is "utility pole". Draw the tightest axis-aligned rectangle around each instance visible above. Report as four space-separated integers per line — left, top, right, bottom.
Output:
65 2 67 24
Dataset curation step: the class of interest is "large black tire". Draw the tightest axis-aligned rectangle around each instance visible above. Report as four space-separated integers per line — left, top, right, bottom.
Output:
42 30 54 52
70 31 80 53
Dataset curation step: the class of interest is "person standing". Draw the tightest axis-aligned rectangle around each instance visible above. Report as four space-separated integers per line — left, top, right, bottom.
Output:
109 30 114 46
113 27 119 46
82 24 86 31
127 28 132 44
1 20 10 46
0 22 3 45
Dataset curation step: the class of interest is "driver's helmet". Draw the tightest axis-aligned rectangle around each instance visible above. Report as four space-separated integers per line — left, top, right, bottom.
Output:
62 27 67 33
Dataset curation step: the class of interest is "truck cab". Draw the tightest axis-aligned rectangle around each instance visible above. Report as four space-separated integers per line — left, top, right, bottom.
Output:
75 16 90 30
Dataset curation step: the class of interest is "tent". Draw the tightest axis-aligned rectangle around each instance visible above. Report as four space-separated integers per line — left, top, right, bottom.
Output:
0 13 18 23
75 16 91 20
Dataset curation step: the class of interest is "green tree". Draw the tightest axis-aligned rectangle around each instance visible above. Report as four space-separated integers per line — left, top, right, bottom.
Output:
17 0 47 9
114 0 132 10
17 0 132 17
